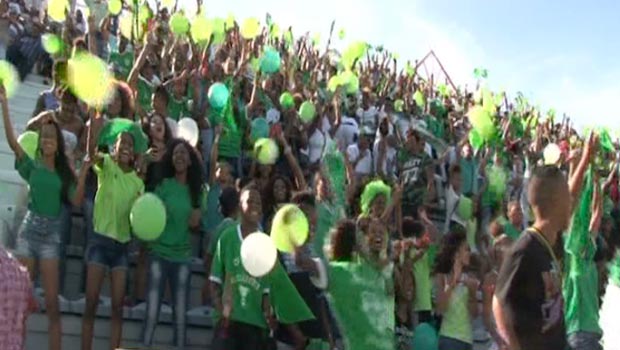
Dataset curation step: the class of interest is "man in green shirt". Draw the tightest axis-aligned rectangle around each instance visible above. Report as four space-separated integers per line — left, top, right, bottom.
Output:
209 186 274 350
564 173 603 350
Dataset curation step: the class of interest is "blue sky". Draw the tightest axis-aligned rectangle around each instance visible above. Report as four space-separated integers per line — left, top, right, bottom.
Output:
176 0 619 130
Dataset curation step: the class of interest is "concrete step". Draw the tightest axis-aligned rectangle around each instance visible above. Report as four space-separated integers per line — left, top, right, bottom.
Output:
26 312 213 350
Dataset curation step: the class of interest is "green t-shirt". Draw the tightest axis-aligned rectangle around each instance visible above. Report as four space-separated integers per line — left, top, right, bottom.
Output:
327 260 395 350
93 154 144 243
209 77 243 158
562 196 602 334
15 155 74 218
504 222 521 240
149 178 198 261
210 224 270 328
439 283 473 344
109 50 134 81
398 149 432 209
167 96 190 121
413 250 432 311
137 77 154 112
207 217 236 256
460 158 479 196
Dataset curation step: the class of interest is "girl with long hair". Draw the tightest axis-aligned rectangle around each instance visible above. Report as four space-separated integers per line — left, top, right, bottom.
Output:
142 138 204 348
81 111 144 350
1 87 89 350
433 231 480 350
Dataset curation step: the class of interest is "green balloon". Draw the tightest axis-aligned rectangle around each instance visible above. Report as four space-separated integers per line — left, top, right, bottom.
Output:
108 0 122 15
394 99 404 112
42 33 63 55
250 117 269 143
260 47 281 74
270 204 309 253
169 13 190 35
130 193 167 241
411 323 438 350
299 101 316 124
458 196 473 221
18 131 39 159
468 129 484 151
254 138 280 165
413 90 426 108
279 92 294 110
0 60 19 98
208 82 230 110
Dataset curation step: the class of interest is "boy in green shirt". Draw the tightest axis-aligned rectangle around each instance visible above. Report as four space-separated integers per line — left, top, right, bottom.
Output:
209 186 275 349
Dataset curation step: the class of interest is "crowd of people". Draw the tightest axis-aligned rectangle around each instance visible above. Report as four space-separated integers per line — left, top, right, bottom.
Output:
1 1 620 350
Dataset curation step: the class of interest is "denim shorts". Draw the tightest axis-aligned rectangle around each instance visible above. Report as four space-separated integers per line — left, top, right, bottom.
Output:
568 331 602 350
14 211 61 260
85 233 129 271
438 336 472 350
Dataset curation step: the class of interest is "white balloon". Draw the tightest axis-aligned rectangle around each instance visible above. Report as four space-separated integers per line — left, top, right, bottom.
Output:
166 117 178 138
543 143 562 165
240 232 277 278
177 117 199 147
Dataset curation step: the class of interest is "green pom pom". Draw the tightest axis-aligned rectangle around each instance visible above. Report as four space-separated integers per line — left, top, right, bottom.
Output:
360 180 392 216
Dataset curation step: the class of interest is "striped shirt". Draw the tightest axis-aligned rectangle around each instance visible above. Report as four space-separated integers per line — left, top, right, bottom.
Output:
0 247 35 350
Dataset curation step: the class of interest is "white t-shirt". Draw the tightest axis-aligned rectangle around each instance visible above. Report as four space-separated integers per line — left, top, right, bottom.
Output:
444 185 466 234
356 106 379 135
334 116 359 151
347 144 373 176
372 139 397 178
302 128 326 164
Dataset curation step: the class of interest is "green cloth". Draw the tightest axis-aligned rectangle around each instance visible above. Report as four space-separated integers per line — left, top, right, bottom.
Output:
202 183 224 234
93 154 144 243
564 169 602 335
460 158 479 195
327 260 395 350
209 77 243 158
15 155 75 218
504 222 521 240
207 217 237 256
137 78 154 112
398 149 432 210
210 224 269 328
439 284 473 344
109 50 134 80
167 96 190 121
266 261 315 324
149 178 198 262
413 250 432 311
315 201 344 261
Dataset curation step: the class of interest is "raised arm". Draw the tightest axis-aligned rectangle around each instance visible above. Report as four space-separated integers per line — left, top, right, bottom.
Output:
0 87 25 159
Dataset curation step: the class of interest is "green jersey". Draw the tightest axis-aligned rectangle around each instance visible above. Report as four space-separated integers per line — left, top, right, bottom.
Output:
398 149 432 210
210 224 269 328
16 155 75 218
150 178 199 261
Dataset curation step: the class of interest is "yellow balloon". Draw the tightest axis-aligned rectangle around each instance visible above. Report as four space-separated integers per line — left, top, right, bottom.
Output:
240 18 260 40
190 16 211 43
0 60 20 98
162 0 175 9
68 52 115 108
119 12 143 39
225 13 235 31
48 0 69 22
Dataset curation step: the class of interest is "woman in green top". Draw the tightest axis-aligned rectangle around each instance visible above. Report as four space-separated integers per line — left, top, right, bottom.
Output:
434 231 480 350
1 88 89 350
82 112 145 350
142 138 204 348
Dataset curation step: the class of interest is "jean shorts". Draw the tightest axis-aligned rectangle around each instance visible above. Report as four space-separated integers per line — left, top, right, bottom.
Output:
14 211 61 260
85 232 129 271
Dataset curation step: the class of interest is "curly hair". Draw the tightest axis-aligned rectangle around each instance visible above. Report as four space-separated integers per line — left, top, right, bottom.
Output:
433 230 467 275
330 219 357 262
155 138 204 208
111 81 135 119
262 173 293 218
142 112 173 146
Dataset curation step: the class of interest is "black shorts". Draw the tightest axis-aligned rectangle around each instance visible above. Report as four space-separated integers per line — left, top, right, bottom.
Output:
212 320 274 350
